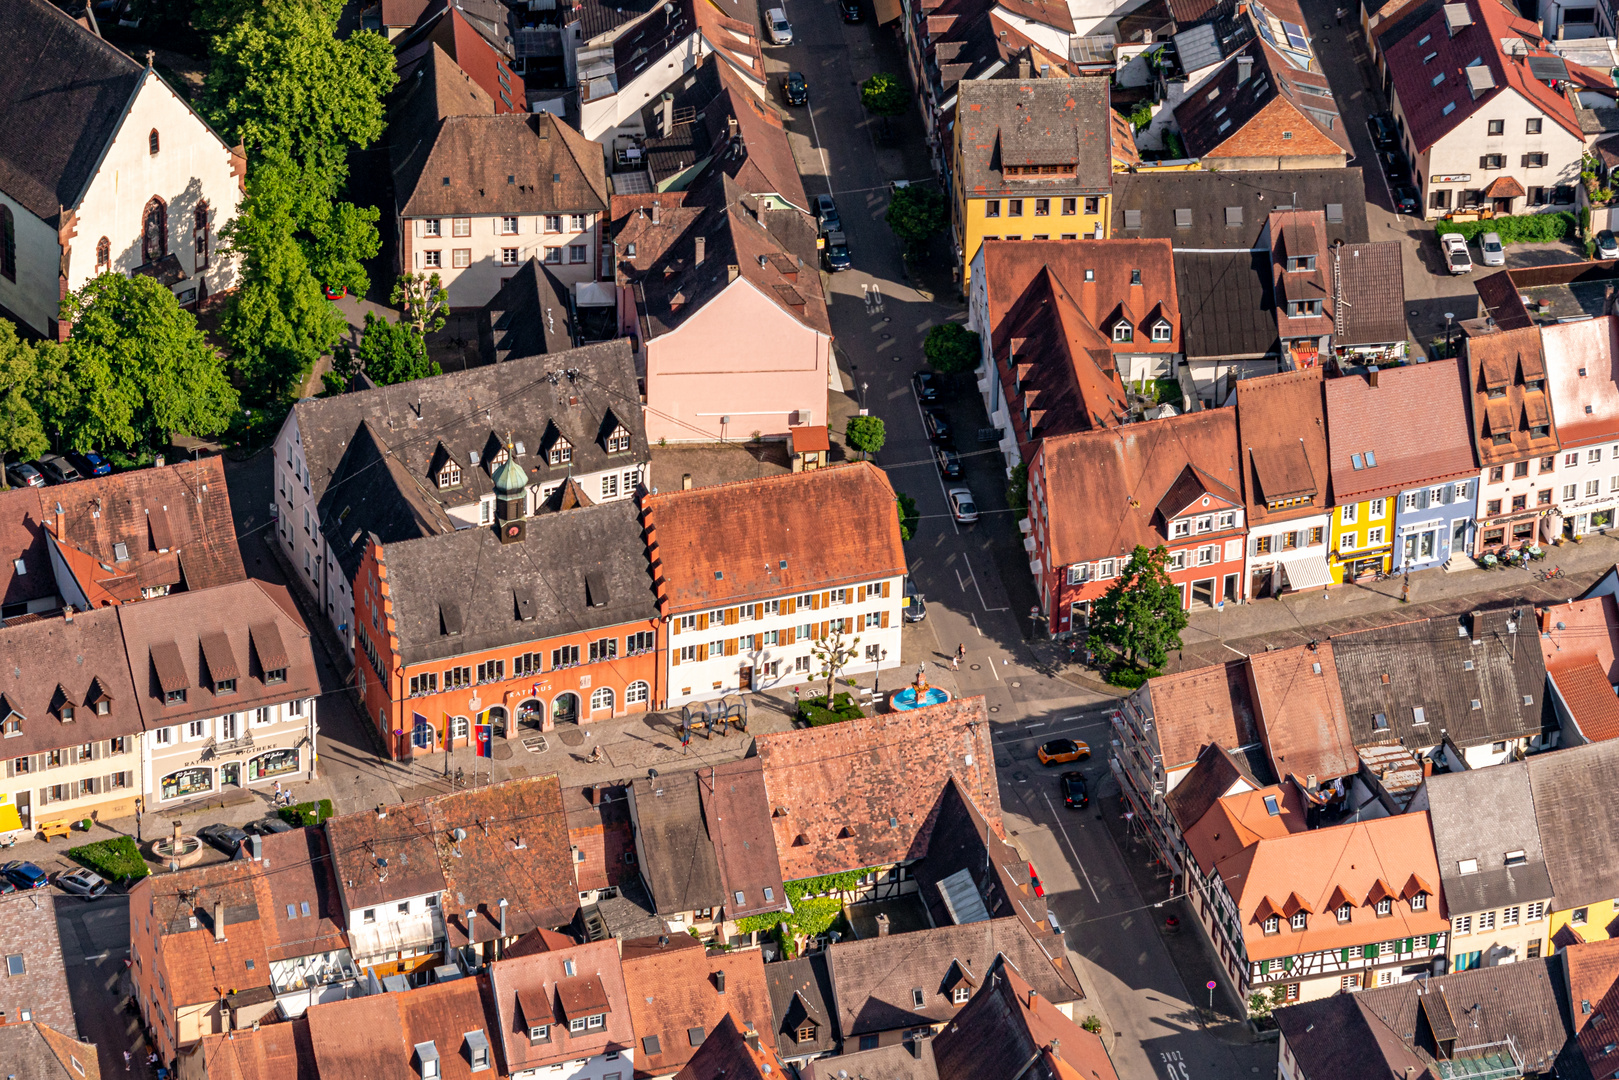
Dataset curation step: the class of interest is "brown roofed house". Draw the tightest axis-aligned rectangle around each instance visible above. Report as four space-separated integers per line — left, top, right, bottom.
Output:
1174 41 1351 170
672 1013 787 1080
304 976 499 1080
932 961 1119 1080
487 938 633 1076
1234 367 1333 599
0 1024 102 1080
621 934 776 1078
0 884 80 1035
175 1016 315 1080
1463 326 1559 553
1541 592 1619 745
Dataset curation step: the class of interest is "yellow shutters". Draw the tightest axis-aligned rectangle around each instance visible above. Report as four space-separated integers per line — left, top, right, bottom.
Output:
672 618 681 636
785 596 797 615
783 626 795 645
725 607 739 626
698 643 709 661
820 621 829 639
857 585 867 602
672 648 681 666
811 592 821 611
820 592 831 608
882 581 891 598
725 639 739 657
699 612 709 630
881 610 890 628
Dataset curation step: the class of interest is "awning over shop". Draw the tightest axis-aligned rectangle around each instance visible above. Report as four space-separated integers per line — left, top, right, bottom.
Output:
573 281 616 307
0 802 23 833
1279 553 1334 590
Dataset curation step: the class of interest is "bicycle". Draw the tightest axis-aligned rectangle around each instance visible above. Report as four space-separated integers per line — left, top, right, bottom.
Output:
1538 566 1564 582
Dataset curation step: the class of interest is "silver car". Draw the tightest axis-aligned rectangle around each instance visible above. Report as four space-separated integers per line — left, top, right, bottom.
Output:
55 868 108 899
1479 232 1505 267
948 487 979 524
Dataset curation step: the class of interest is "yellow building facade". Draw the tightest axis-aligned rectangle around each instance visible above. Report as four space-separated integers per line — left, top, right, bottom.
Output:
955 191 1109 287
1549 900 1619 952
1328 497 1393 584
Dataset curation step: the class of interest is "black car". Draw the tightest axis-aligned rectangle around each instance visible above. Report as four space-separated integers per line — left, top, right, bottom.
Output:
1380 151 1409 184
67 451 113 477
1367 113 1396 147
197 823 248 857
813 193 841 235
1391 185 1419 215
823 230 851 272
1060 771 1089 809
840 0 862 19
912 370 941 402
783 71 808 105
935 447 961 479
922 407 952 444
244 817 294 836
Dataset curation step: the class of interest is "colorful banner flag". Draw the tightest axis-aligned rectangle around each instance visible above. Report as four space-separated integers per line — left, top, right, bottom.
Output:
474 723 492 758
444 712 455 747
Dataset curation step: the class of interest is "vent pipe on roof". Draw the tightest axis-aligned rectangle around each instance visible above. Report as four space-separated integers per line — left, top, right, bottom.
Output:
466 909 476 946
695 236 706 266
651 201 661 226
1368 365 1380 388
499 898 508 940
682 473 693 490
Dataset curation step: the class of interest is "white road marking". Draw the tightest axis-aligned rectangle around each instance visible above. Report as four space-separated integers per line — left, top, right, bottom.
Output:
961 554 1008 612
1043 792 1100 903
912 389 959 536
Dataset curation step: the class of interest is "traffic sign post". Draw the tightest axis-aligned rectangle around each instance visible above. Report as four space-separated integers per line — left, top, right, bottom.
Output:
1207 980 1217 1010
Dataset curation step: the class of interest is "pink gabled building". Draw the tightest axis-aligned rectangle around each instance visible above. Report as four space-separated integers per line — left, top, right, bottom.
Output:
608 61 831 444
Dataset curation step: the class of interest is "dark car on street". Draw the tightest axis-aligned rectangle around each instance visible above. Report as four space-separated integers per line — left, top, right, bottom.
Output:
783 71 808 105
1061 771 1089 809
244 817 293 835
1391 186 1419 214
1367 113 1396 146
1 860 49 890
197 823 248 857
840 0 862 19
813 193 841 235
903 577 926 622
823 230 851 271
1380 151 1409 185
35 454 82 485
922 407 952 444
935 447 961 479
67 451 113 477
912 370 941 402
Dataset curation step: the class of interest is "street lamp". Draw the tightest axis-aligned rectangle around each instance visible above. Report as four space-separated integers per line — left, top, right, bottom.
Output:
861 380 869 408
874 647 889 694
1443 311 1455 358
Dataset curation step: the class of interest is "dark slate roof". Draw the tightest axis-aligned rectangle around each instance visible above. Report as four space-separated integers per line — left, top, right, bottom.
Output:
1164 742 1261 833
298 341 647 577
1355 959 1577 1078
825 919 1082 1038
1329 609 1546 751
1335 242 1408 347
1174 250 1278 360
1426 759 1554 914
1112 169 1368 250
0 487 60 613
1528 737 1619 910
634 54 725 182
478 258 577 364
377 498 657 667
0 0 145 223
1273 994 1428 1080
955 78 1112 199
0 1023 103 1080
630 770 725 915
764 954 838 1059
931 963 1117 1080
574 0 666 43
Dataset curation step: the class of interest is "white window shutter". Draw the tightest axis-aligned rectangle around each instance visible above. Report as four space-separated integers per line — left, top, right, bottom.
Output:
415 250 422 269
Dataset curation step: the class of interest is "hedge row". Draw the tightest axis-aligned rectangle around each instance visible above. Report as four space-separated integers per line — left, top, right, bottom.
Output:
278 799 334 828
68 835 150 884
1435 212 1575 244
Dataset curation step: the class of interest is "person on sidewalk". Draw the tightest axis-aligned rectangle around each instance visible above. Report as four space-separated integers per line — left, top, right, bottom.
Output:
950 656 960 671
123 1051 131 1072
956 643 966 662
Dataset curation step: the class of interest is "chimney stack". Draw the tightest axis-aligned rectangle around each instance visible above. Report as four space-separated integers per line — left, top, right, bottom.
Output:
681 473 693 490
62 605 73 623
498 898 509 940
1237 55 1253 83
213 900 227 943
876 913 891 937
1028 988 1039 1008
651 201 661 225
1368 364 1380 388
1018 56 1031 79
466 909 476 947
744 1031 760 1051
659 91 675 135
694 236 706 265
715 969 727 993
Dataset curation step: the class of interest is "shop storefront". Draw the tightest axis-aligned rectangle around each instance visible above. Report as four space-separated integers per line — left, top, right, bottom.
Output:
160 767 214 802
1476 509 1548 551
248 748 301 783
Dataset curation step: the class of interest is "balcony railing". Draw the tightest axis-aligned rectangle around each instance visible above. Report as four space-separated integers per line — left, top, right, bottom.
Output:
202 730 255 759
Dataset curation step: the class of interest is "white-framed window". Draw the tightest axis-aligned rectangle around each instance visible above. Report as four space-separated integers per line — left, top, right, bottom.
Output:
544 246 562 264
1403 492 1420 510
1196 515 1213 533
501 216 519 234
1167 551 1186 571
184 720 207 741
1341 504 1358 524
500 248 519 266
1369 498 1386 518
571 214 588 231
1339 533 1356 553
1290 911 1307 930
569 245 587 263
951 987 971 1004
1336 903 1352 923
1589 479 1602 497
1067 564 1089 585
1526 901 1545 921
1592 448 1605 463
1375 897 1391 917
1502 906 1519 925
1171 520 1191 538
626 681 649 705
590 687 614 714
1366 527 1385 546
679 645 697 663
1412 893 1427 910
601 474 619 499
1218 511 1236 529
1264 915 1280 935
423 250 442 268
1151 320 1172 342
1564 484 1578 501
1453 915 1471 935
1567 452 1581 467
1097 559 1116 579
1197 545 1216 565
422 219 442 237
1112 322 1133 342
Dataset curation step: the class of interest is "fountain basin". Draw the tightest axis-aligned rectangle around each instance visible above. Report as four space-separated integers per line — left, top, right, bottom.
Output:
890 686 951 710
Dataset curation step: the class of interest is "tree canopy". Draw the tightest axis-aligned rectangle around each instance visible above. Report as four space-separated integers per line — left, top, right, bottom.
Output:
923 322 981 374
0 322 55 468
354 313 440 386
885 186 948 255
845 414 886 459
51 275 238 454
1086 544 1188 678
860 73 908 117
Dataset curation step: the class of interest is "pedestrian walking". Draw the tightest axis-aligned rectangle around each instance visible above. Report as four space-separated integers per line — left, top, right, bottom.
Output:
273 780 282 803
950 656 960 672
123 1051 131 1072
956 643 966 661
1335 5 1346 23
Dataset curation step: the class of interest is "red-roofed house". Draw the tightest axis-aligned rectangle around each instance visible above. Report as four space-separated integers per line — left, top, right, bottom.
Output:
1562 937 1619 1080
967 238 1181 469
1027 409 1245 635
1541 593 1619 745
1542 316 1619 537
1377 0 1587 218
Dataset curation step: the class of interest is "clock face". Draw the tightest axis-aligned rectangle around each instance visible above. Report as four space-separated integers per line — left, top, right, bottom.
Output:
506 524 521 537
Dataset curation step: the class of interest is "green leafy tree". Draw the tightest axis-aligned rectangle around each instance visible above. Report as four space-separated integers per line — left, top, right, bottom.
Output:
306 199 381 298
55 274 238 453
352 313 439 386
0 322 53 471
845 414 886 459
218 155 346 401
885 186 948 255
923 322 981 374
895 492 919 541
392 272 450 336
860 72 908 117
190 0 343 38
1006 462 1029 515
1086 544 1189 675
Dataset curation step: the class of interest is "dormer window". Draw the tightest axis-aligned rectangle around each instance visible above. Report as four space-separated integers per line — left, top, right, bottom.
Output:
60 706 74 723
1287 300 1323 318
1151 320 1172 342
95 700 109 716
549 438 573 465
1290 911 1307 930
1287 255 1316 272
607 426 631 453
1411 892 1427 910
438 464 461 489
491 447 509 467
1336 903 1352 923
215 678 236 695
1263 915 1279 935
951 986 971 1004
1375 897 1392 917
1113 322 1133 343
265 668 287 685
1527 378 1544 392
528 1024 551 1044
164 689 186 705
796 1021 817 1044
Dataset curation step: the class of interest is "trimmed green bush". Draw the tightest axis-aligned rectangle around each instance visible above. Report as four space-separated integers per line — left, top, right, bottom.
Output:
1105 667 1152 689
278 798 334 827
1435 212 1574 244
68 835 150 884
798 692 864 726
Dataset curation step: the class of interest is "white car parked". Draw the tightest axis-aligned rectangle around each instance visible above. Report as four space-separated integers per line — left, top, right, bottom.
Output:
1442 233 1473 275
766 7 793 43
1479 231 1505 267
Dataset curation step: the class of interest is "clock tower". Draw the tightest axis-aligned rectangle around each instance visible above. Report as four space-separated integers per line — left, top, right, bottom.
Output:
492 446 530 545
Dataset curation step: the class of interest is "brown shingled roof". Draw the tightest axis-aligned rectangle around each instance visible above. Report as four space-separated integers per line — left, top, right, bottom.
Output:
1235 367 1329 527
622 938 775 1078
1464 326 1560 467
1245 642 1358 784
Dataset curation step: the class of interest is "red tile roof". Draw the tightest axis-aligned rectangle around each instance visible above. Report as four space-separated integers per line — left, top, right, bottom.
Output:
642 463 906 613
1034 409 1242 567
1323 359 1478 503
1245 642 1358 784
1378 0 1584 151
621 938 776 1078
1235 367 1330 525
186 1019 314 1080
1542 316 1619 447
1541 595 1619 742
487 940 633 1073
756 697 1000 881
0 486 55 612
1146 660 1259 773
673 1013 786 1080
1268 211 1334 341
1463 326 1560 467
1176 41 1350 161
1565 937 1619 1080
1180 784 1309 874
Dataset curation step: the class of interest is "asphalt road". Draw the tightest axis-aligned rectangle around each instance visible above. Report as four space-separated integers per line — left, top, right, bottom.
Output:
53 893 142 1077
